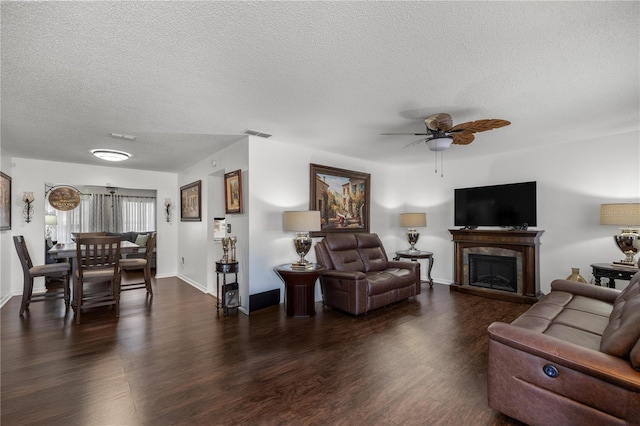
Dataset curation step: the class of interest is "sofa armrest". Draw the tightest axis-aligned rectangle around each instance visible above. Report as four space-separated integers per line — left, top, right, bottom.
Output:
387 260 419 272
550 279 620 303
488 322 640 390
320 270 367 280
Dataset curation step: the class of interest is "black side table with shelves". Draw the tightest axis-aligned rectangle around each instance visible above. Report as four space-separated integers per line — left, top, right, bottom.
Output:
590 263 639 289
216 261 240 316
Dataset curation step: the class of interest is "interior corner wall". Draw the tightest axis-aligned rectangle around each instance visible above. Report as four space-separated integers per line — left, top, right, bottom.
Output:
4 157 179 300
177 137 250 313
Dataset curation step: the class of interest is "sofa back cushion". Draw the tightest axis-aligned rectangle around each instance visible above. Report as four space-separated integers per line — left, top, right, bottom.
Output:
355 233 388 272
600 273 640 362
323 234 365 272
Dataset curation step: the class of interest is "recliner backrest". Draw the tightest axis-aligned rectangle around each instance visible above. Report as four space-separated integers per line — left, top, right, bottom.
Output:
355 233 388 272
322 233 365 272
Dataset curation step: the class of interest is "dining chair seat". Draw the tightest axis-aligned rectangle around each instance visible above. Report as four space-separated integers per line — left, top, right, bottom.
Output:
120 232 155 295
75 236 121 324
13 235 71 316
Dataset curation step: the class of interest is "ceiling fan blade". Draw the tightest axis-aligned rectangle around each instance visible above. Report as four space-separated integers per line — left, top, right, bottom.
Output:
451 132 475 145
381 132 430 136
403 137 430 148
449 119 510 133
425 113 453 131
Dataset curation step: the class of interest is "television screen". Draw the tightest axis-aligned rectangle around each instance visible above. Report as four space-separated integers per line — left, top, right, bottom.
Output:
454 181 537 227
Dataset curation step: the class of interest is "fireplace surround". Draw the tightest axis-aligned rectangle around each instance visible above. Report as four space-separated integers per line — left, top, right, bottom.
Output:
449 229 544 303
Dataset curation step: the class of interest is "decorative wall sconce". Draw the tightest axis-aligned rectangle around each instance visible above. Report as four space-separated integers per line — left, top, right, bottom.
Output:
164 198 172 222
22 192 34 223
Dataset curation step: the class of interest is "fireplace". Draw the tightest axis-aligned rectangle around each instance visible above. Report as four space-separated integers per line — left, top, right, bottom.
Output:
450 229 544 303
469 254 517 293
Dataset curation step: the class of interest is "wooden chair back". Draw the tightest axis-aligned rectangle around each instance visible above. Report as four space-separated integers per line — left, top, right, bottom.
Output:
75 236 121 280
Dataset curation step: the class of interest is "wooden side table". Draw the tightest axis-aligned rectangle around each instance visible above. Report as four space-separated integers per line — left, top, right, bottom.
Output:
394 250 434 287
590 263 639 289
274 264 326 317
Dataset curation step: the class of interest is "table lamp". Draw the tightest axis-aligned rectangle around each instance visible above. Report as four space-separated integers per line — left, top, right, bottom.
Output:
283 210 321 268
400 212 427 253
599 203 640 266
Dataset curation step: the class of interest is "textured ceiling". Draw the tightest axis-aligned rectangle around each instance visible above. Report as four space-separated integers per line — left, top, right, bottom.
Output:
1 1 638 172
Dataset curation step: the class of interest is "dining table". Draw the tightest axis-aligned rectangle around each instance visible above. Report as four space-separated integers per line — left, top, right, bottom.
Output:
48 240 141 307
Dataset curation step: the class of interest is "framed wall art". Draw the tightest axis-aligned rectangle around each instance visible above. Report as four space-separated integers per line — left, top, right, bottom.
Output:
309 163 370 236
224 170 243 214
180 180 202 222
1 172 11 231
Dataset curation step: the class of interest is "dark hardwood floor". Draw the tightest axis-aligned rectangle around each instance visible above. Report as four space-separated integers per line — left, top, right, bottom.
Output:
1 272 529 425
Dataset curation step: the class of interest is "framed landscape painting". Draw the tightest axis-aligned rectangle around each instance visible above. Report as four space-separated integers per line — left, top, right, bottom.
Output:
309 163 370 236
1 172 10 231
224 170 243 214
180 180 202 221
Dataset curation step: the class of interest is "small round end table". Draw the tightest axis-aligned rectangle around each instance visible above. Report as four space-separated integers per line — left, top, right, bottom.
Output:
394 250 434 287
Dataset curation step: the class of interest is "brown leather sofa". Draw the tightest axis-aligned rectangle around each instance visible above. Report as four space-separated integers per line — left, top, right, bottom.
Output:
488 272 640 425
314 233 420 315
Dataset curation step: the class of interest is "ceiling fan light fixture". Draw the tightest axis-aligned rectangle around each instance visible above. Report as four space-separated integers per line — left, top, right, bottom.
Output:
91 149 131 162
426 137 453 152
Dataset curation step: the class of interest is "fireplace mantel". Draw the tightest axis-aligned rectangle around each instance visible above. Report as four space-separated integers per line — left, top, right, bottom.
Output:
449 229 544 303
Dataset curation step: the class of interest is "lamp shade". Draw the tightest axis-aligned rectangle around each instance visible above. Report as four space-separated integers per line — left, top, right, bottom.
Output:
45 215 58 226
283 210 321 232
426 137 453 152
599 203 640 226
400 213 427 228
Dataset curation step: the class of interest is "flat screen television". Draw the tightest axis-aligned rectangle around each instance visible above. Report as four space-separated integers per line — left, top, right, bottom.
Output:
454 181 537 228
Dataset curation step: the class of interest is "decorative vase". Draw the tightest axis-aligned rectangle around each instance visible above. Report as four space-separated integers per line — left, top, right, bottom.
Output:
566 268 587 283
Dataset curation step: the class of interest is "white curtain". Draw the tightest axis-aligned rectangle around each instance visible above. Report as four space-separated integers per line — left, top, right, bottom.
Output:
47 194 156 243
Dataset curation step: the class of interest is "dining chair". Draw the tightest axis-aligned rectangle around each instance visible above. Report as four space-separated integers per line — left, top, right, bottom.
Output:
74 236 121 324
13 236 71 316
119 232 156 295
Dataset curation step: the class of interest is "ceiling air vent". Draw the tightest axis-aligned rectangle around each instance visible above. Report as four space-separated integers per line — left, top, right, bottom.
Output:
244 129 272 138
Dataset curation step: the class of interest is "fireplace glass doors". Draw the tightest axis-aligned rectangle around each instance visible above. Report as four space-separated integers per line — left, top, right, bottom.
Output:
468 253 517 293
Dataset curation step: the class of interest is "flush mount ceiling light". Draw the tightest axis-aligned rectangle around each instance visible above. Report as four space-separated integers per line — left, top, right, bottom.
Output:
91 149 131 162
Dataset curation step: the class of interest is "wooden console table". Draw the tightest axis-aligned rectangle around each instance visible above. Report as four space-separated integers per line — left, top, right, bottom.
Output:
449 229 544 304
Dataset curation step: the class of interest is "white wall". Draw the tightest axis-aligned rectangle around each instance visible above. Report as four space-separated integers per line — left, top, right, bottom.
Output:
176 138 250 311
398 131 640 293
4 157 178 299
3 130 638 309
0 149 13 306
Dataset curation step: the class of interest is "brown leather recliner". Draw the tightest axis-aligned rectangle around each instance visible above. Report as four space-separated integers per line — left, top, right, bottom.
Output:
314 233 420 315
488 272 640 425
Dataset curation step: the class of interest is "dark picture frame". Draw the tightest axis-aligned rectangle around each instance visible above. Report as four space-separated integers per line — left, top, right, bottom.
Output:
0 172 11 231
224 169 243 214
309 163 370 236
180 180 202 222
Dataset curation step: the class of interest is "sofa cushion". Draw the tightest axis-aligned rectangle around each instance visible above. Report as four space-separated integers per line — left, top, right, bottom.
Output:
365 272 397 296
630 338 640 370
600 292 640 359
135 233 149 247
